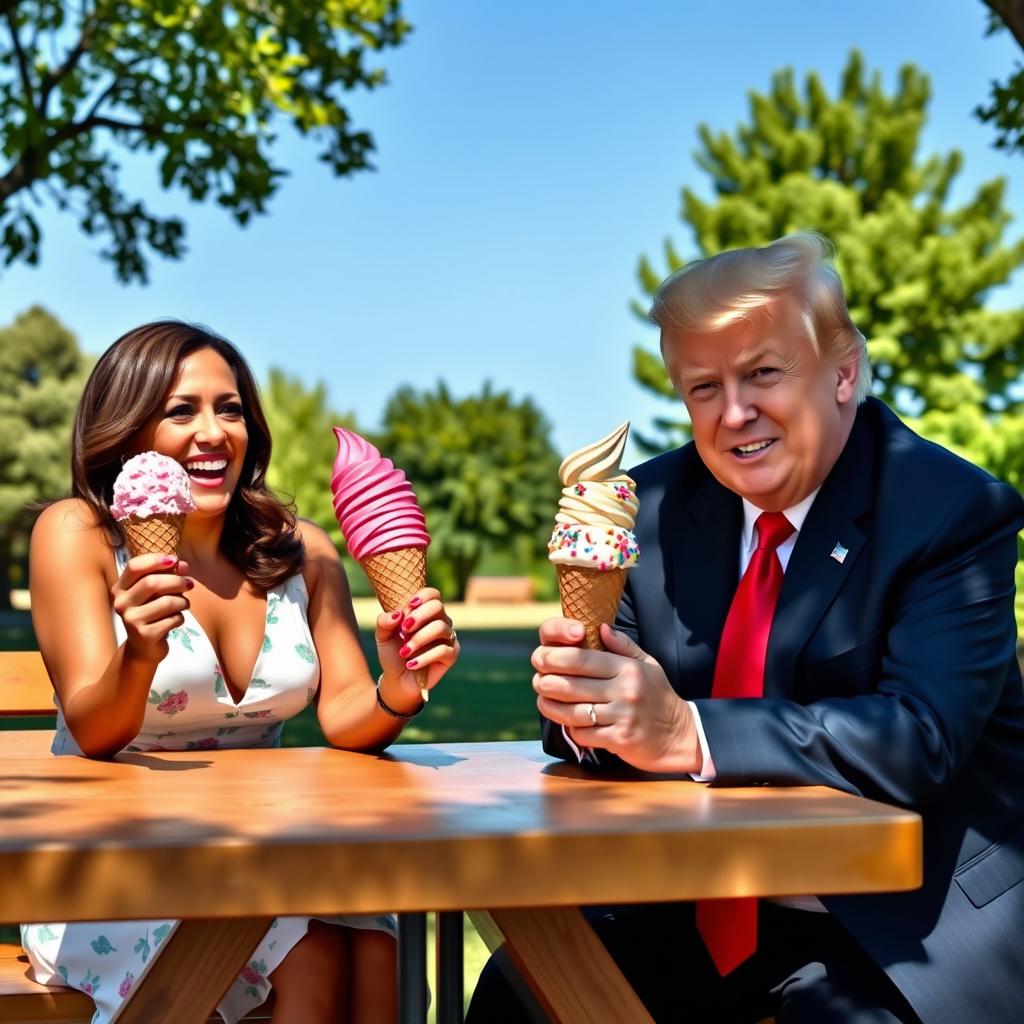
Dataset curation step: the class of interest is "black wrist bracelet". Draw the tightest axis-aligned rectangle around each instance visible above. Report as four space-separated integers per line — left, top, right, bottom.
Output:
375 674 424 719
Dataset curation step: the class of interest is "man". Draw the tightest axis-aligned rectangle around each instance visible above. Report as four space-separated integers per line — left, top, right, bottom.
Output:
467 234 1024 1023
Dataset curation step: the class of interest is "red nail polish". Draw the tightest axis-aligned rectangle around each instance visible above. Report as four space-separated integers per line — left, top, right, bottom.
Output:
403 617 416 631
390 611 402 620
184 578 195 590
406 659 419 669
399 645 411 658
409 596 422 608
161 556 177 566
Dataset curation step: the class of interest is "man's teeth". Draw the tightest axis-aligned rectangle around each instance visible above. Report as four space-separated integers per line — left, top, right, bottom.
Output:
736 440 772 454
185 459 228 472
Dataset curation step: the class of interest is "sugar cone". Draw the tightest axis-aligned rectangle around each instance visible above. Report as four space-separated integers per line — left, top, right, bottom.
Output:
119 513 185 559
556 564 628 651
360 547 431 701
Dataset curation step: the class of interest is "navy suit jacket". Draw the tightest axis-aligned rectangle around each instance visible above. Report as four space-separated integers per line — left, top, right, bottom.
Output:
542 398 1024 1024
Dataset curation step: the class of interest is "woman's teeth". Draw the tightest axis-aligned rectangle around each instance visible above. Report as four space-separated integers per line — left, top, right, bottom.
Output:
185 459 228 478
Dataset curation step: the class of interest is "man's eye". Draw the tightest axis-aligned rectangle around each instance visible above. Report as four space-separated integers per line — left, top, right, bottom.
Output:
752 367 780 380
691 382 717 395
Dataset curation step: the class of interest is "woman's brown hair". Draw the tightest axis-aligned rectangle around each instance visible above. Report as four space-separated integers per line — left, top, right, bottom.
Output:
72 321 304 590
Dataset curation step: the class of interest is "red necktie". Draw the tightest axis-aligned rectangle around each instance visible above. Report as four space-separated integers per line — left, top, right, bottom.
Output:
696 510 794 976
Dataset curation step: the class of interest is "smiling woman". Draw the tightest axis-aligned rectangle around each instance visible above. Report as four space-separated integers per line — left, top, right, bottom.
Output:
22 321 461 1024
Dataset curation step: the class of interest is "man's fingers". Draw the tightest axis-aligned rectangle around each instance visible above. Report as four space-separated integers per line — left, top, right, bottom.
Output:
533 672 609 703
600 624 647 660
566 724 615 751
538 616 587 647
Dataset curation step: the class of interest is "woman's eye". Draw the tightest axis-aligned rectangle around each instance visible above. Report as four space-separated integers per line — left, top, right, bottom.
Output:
220 403 244 417
166 404 194 419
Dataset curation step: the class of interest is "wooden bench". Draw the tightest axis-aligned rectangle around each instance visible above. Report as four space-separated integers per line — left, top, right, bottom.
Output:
463 575 534 604
0 651 271 1022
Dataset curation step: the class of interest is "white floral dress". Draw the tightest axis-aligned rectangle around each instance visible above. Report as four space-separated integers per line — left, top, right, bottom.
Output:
21 551 396 1024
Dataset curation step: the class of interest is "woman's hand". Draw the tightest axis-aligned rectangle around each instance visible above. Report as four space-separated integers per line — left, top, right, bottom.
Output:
110 554 194 665
375 587 460 710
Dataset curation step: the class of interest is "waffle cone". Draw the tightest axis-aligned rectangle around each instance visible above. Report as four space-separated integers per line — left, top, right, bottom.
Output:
556 564 628 651
360 547 430 697
119 513 185 559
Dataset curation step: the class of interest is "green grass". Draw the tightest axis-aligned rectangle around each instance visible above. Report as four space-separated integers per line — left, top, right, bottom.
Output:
1 612 531 1013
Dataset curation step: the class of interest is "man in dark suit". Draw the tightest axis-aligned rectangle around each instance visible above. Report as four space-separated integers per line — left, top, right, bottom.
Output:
467 234 1024 1023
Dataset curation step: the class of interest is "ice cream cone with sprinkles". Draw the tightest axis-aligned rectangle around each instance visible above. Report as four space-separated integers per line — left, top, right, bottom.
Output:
548 422 639 650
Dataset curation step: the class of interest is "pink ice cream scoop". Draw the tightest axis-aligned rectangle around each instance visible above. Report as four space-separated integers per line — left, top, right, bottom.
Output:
111 452 197 520
330 428 430 560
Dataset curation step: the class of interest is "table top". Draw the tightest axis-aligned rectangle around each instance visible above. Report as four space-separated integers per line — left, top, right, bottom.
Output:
0 735 921 922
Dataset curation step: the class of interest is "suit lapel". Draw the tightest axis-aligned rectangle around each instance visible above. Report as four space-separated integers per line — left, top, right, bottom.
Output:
765 406 877 698
669 471 742 698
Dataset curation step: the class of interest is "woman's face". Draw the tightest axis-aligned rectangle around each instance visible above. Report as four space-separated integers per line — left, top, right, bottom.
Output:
133 347 249 518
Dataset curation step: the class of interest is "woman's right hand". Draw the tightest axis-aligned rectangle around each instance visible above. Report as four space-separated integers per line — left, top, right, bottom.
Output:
111 554 194 664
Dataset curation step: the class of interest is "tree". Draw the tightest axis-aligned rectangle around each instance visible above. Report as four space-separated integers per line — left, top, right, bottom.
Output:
0 0 409 282
0 306 90 606
977 3 1024 153
376 382 562 600
631 51 1024 453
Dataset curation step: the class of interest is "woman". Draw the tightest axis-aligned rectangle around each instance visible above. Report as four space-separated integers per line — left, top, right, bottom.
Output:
22 321 458 1023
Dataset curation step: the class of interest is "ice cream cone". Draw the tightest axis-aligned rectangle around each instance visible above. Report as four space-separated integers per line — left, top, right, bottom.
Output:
120 513 185 559
556 563 628 651
360 546 430 700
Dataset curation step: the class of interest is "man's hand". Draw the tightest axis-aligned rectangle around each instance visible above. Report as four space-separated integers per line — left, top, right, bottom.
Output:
532 618 702 774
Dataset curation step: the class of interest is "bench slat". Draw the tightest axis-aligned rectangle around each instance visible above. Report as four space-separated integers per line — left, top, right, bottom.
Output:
0 652 56 718
0 942 94 1023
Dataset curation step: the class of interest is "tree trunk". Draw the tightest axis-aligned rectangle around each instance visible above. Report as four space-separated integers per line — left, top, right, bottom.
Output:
986 0 1024 50
453 554 478 603
0 531 12 611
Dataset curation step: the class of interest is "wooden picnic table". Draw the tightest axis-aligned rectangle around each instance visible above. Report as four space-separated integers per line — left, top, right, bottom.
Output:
0 734 921 1023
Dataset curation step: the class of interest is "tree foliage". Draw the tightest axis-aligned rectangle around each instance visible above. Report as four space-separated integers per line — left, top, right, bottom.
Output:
376 382 562 600
0 305 90 605
0 0 409 282
977 3 1024 153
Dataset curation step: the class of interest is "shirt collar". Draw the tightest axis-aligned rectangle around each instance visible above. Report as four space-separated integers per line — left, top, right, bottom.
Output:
740 488 821 555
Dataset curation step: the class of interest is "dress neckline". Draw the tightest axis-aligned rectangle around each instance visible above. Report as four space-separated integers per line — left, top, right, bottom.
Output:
183 582 283 706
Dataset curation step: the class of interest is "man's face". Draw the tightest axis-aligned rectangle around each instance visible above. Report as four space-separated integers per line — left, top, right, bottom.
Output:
662 291 859 511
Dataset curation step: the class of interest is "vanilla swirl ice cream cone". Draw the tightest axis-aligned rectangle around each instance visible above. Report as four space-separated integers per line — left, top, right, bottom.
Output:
548 422 639 650
330 428 432 701
111 452 197 558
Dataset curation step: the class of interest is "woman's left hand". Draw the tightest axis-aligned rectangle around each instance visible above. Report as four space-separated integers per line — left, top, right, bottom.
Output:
375 587 460 706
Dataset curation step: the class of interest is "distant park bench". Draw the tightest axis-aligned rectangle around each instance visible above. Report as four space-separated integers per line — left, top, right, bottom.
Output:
464 576 533 604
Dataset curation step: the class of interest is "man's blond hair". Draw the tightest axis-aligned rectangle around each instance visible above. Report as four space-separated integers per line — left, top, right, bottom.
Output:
649 232 871 402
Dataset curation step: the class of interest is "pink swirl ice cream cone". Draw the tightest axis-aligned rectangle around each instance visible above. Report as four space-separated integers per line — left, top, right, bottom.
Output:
330 428 432 700
111 452 197 558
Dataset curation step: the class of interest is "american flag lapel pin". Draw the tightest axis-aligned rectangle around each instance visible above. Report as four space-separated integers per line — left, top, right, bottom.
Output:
830 542 849 565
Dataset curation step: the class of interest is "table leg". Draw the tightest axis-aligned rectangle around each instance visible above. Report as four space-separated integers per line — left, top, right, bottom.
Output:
436 910 464 1023
470 908 654 1024
113 916 273 1024
398 911 428 1024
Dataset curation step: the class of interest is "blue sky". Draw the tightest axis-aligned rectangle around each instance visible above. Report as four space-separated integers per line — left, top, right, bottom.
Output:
2 0 1021 464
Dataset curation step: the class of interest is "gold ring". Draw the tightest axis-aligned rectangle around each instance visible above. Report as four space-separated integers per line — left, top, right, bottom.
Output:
586 703 598 726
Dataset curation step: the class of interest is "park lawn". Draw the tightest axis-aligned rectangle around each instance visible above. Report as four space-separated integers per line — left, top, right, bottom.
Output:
0 616 537 1015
